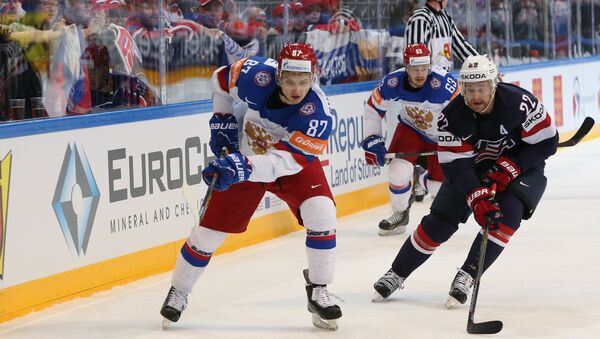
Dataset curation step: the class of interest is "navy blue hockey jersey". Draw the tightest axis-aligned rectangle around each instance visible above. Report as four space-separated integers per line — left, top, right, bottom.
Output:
437 83 558 195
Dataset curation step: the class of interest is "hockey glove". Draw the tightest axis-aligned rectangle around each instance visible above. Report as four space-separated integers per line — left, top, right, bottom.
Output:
482 156 521 193
361 135 387 167
209 113 239 156
202 153 252 191
466 187 503 230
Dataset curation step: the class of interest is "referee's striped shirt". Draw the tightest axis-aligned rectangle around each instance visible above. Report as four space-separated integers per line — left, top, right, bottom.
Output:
405 3 478 68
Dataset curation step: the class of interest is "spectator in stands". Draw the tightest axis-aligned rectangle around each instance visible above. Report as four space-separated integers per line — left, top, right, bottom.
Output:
0 0 26 24
0 28 43 121
266 2 306 59
242 6 267 41
1 0 63 81
268 2 305 36
303 0 327 26
66 43 156 115
195 0 225 29
404 0 479 70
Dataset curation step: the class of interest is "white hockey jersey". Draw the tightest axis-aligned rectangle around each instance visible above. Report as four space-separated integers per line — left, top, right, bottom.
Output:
211 56 332 183
364 66 459 143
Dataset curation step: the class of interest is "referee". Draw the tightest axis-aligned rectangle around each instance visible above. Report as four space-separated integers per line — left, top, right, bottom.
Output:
405 0 478 70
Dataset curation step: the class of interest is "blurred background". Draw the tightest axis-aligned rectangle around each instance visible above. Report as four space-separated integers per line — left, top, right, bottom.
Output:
1 0 598 120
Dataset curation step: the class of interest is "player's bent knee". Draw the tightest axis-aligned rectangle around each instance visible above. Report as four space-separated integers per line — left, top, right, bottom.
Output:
389 159 413 186
188 226 228 253
300 196 336 232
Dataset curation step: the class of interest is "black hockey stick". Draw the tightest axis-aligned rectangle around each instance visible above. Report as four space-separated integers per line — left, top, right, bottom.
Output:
384 117 595 161
557 116 595 147
384 150 436 160
467 183 503 335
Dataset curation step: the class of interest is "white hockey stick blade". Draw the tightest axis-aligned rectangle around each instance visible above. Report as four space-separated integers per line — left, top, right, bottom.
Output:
445 296 461 309
161 318 172 330
311 313 338 331
372 290 386 303
182 184 199 225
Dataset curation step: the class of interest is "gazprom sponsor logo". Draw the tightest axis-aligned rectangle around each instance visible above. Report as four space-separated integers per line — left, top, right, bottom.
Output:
282 59 312 73
52 143 100 256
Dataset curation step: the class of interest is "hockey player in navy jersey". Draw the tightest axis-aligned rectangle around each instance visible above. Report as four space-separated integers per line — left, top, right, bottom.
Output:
160 43 342 331
361 44 459 236
372 55 558 308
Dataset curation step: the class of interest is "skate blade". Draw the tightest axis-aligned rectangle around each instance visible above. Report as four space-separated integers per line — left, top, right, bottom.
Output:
311 313 338 331
161 318 173 330
372 290 386 302
444 296 461 309
378 226 406 236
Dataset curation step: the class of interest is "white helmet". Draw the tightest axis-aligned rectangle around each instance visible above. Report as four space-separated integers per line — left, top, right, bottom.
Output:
459 55 498 85
459 55 499 102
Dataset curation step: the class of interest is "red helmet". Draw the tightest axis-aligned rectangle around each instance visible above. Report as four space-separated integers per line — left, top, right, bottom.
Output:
403 43 431 66
277 43 318 78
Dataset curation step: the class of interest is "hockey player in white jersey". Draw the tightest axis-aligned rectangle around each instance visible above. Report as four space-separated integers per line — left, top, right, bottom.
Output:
361 44 459 236
160 43 342 331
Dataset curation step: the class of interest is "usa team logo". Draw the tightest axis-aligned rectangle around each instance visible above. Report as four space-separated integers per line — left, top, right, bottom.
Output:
430 77 441 89
299 102 316 116
254 71 272 87
387 76 398 88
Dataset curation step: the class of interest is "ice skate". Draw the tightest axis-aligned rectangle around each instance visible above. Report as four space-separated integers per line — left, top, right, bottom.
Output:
378 209 410 236
372 269 405 302
413 165 427 202
160 286 188 329
445 269 474 309
303 269 342 331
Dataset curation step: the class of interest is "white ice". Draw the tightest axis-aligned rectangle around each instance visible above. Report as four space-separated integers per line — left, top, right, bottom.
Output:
1 138 599 339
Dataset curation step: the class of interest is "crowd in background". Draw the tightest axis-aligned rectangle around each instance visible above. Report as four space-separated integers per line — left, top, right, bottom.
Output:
1 0 600 122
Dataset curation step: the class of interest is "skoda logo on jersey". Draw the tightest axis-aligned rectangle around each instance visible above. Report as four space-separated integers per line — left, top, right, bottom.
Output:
52 143 100 256
254 71 272 87
430 77 441 89
299 102 316 116
386 76 398 88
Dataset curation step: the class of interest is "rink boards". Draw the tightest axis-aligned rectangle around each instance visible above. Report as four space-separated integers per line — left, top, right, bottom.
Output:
1 57 600 322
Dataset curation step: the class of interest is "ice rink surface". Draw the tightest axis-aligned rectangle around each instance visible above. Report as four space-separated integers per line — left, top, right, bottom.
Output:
1 138 599 339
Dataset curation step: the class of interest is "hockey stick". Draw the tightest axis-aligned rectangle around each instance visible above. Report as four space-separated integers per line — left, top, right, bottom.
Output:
384 151 436 160
384 117 595 161
557 116 595 147
181 149 227 225
467 183 503 335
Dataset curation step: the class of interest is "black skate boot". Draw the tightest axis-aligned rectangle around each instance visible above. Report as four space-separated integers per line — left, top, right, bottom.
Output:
160 286 188 329
413 165 427 202
378 209 410 236
445 269 474 309
303 269 342 331
372 269 405 302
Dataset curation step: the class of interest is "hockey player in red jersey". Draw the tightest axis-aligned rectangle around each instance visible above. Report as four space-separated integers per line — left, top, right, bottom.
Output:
361 44 459 236
372 55 558 308
160 43 342 331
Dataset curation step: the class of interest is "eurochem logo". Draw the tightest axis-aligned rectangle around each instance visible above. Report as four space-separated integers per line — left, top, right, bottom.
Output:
0 151 12 280
52 143 100 256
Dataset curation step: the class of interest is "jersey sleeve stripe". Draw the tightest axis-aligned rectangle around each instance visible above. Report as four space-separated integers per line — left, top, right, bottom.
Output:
367 97 386 117
228 58 248 89
216 67 229 93
521 113 555 138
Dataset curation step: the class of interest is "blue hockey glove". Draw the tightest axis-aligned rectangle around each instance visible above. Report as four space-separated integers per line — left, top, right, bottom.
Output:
209 113 239 156
202 153 252 191
361 135 387 167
